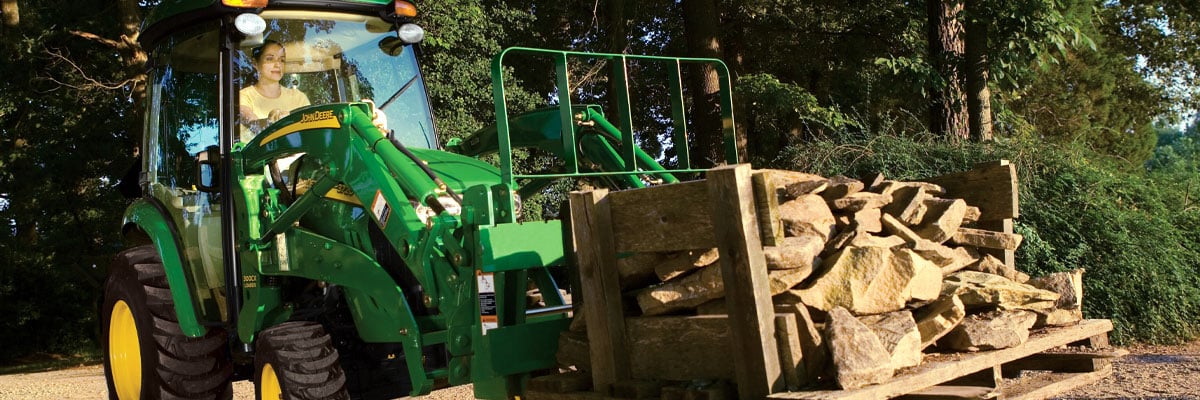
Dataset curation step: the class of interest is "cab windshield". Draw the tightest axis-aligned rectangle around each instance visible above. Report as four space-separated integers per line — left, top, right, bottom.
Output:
236 11 437 149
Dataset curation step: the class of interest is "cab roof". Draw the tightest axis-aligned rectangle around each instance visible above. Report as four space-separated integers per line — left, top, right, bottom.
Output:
141 0 395 48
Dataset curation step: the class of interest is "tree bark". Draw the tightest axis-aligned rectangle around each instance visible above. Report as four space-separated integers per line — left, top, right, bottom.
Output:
117 0 147 144
926 0 968 139
605 0 626 54
964 11 993 141
1 0 18 27
681 0 731 167
604 0 628 131
724 11 756 162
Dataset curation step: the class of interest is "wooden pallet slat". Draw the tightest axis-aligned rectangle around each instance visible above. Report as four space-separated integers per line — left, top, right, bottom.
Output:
752 171 785 247
570 189 632 392
926 160 1018 221
607 180 715 253
708 164 785 399
1001 364 1113 400
767 320 1114 399
1002 347 1128 375
899 366 1000 400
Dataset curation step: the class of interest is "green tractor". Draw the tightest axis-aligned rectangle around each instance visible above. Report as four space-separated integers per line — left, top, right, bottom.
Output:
101 0 737 399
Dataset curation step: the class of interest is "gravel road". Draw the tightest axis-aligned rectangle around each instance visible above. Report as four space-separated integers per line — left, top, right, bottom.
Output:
1055 339 1200 399
0 368 474 399
1 340 1196 399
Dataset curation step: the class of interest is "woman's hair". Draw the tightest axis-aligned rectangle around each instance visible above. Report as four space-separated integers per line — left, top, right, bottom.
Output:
250 40 283 63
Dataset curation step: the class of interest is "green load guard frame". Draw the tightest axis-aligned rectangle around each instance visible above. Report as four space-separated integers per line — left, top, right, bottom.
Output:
487 47 739 195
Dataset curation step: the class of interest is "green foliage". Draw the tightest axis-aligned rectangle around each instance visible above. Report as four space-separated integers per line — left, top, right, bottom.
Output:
725 0 925 128
418 0 541 142
0 1 146 362
770 130 1200 344
1009 45 1163 165
736 73 858 163
1147 122 1200 175
972 0 1096 90
1018 149 1200 343
1103 1 1200 112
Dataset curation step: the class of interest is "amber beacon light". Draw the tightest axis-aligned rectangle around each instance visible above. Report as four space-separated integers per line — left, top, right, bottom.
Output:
394 1 417 17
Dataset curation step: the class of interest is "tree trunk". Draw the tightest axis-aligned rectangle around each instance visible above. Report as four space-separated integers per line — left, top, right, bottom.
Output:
604 0 628 131
681 0 731 167
605 0 626 54
926 0 968 139
964 11 993 141
1 0 17 27
724 11 756 162
9 129 37 246
117 0 147 144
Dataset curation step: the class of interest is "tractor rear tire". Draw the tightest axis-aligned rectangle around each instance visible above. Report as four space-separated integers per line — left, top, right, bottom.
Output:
254 321 350 400
102 245 233 400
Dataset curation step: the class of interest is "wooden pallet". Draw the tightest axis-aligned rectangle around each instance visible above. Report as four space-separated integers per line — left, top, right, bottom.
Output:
529 320 1120 400
558 163 1117 400
770 319 1118 400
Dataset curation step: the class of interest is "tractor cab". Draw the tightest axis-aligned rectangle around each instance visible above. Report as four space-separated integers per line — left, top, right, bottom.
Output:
140 3 436 324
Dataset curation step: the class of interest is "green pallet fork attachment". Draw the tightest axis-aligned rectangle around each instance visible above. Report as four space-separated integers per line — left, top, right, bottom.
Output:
450 47 739 208
445 47 740 398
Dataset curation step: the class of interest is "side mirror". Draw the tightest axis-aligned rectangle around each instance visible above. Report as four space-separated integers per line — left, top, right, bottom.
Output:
378 36 406 56
196 146 221 193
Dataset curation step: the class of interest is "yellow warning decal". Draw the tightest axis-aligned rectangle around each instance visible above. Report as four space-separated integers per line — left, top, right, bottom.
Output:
259 110 340 146
323 183 362 206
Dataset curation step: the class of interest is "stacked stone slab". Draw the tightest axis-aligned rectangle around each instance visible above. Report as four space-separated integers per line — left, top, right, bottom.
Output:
558 168 1090 392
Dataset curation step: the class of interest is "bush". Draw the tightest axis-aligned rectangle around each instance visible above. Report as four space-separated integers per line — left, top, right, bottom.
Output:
767 132 1200 344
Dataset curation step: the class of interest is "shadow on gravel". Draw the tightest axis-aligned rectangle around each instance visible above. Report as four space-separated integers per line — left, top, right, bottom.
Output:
0 352 102 376
1126 354 1200 364
1057 397 1200 400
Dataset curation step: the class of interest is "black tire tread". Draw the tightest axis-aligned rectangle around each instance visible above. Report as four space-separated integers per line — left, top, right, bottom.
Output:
255 321 350 400
104 245 233 400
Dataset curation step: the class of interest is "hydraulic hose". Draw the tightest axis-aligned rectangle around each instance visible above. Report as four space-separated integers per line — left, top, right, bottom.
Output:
387 130 464 206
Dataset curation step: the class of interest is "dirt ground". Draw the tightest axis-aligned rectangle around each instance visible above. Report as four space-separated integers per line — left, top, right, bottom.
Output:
0 340 1196 399
1054 339 1200 399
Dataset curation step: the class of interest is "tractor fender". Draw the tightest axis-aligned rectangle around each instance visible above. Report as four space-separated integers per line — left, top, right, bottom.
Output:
121 199 207 337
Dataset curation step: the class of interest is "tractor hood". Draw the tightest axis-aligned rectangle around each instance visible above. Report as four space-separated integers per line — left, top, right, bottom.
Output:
407 147 502 193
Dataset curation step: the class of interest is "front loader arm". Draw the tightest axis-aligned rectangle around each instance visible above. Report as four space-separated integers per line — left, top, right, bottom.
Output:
232 102 475 395
239 103 440 241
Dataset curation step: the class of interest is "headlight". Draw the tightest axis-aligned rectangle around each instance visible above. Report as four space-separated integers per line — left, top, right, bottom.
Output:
397 23 425 44
234 13 266 36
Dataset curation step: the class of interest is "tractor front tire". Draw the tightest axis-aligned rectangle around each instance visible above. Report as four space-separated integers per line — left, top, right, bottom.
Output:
102 245 233 400
254 321 350 400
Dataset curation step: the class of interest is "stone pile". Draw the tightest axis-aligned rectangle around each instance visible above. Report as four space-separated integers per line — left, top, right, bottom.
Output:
558 169 1088 392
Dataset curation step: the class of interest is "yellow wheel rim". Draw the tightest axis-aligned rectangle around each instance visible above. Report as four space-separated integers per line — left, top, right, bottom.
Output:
109 300 141 400
261 363 283 400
